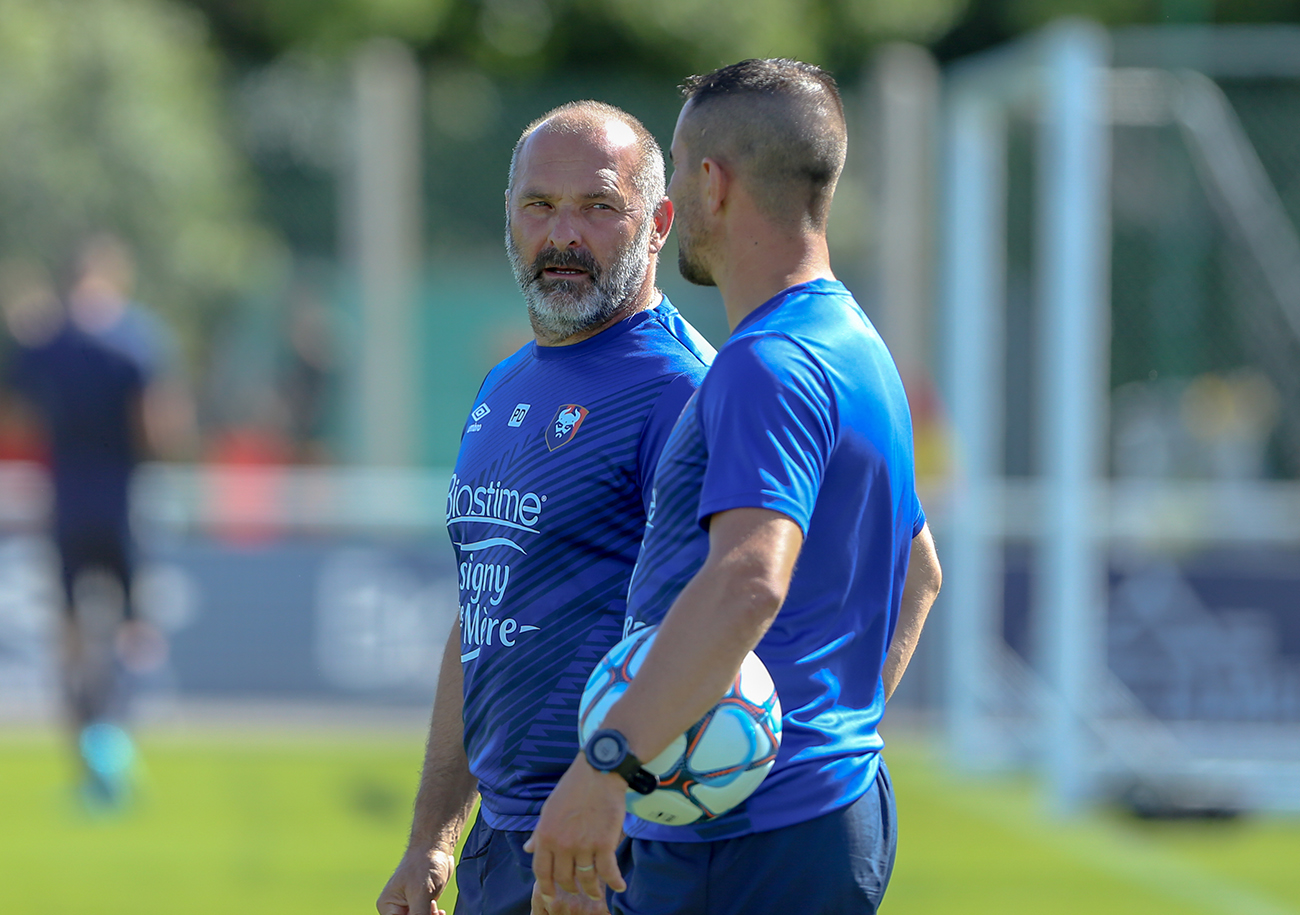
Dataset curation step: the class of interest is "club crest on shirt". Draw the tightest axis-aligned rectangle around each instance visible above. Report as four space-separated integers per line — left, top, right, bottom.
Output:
545 404 589 451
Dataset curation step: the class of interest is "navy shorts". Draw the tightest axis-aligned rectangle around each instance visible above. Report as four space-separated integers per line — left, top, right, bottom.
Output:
611 760 897 915
454 813 535 915
56 526 135 621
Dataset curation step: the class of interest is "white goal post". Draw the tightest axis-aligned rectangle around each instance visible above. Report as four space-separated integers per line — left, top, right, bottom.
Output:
933 21 1300 814
940 20 1111 813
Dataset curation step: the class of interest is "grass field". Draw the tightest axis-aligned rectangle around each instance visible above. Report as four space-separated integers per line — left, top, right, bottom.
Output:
2 725 1298 915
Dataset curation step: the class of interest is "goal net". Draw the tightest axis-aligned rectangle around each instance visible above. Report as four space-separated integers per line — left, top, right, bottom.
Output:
932 21 1300 814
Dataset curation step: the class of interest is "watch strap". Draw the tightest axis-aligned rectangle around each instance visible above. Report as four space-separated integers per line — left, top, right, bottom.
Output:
613 753 658 795
585 728 657 795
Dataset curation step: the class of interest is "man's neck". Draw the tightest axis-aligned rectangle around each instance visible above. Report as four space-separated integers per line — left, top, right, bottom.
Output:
715 231 834 332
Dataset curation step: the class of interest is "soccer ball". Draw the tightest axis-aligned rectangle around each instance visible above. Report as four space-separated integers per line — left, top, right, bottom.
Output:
578 624 781 825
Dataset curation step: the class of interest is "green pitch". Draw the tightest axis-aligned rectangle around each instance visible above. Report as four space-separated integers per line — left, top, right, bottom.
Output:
1 727 1298 914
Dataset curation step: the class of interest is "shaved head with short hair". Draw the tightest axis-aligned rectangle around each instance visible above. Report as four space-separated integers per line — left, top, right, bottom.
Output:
676 59 846 232
508 100 666 210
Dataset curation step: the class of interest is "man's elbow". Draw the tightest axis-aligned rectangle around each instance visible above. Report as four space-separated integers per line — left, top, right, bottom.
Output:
928 557 943 602
720 568 788 634
914 527 942 602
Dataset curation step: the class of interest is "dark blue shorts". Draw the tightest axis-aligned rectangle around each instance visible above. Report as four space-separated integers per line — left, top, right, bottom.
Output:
453 813 535 915
56 526 134 620
611 760 897 915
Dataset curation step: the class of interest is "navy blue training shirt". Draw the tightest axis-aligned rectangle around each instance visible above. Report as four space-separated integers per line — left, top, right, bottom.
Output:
8 323 145 536
448 297 714 831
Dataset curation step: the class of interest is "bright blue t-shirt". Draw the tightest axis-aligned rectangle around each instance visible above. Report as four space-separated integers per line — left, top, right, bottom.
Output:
448 298 713 831
623 278 924 842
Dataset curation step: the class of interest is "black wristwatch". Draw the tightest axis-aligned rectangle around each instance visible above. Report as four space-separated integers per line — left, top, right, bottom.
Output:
583 728 658 795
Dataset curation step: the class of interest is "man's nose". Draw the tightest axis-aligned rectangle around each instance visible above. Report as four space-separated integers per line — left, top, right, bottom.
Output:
547 210 582 249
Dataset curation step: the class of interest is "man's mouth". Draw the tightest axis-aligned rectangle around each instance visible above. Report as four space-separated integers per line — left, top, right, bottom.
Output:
541 266 589 279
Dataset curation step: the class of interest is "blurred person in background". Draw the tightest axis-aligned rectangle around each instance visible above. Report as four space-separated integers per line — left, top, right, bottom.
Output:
68 233 195 457
377 102 715 915
1 236 189 809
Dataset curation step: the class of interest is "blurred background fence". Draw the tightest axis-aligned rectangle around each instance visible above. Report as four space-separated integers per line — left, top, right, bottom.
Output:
0 462 459 711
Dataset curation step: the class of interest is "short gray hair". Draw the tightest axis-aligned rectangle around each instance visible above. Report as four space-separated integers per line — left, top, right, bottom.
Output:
507 101 665 212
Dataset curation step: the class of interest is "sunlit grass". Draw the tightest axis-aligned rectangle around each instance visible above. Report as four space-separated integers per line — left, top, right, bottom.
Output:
1 727 1297 915
885 741 1300 915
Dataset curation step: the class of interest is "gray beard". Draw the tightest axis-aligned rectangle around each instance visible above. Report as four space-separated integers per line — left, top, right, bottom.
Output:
507 218 653 341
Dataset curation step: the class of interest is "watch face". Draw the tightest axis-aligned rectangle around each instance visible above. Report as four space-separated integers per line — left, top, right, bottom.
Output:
591 735 621 766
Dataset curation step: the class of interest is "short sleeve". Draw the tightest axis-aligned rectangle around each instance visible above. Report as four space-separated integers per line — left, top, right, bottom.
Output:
636 372 701 514
696 334 835 534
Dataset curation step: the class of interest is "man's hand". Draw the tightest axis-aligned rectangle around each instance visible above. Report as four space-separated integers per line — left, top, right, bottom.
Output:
531 878 611 915
525 756 627 902
379 623 477 914
376 845 456 915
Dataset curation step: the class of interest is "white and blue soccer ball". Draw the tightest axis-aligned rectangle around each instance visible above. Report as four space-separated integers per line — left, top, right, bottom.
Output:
578 624 782 826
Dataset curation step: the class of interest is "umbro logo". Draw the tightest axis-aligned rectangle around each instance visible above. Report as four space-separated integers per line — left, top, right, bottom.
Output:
467 402 490 434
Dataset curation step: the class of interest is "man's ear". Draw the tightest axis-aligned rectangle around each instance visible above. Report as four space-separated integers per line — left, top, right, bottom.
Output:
701 157 728 215
648 197 673 255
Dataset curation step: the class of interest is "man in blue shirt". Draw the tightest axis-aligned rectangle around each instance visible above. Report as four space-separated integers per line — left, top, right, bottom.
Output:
528 60 943 915
377 102 713 915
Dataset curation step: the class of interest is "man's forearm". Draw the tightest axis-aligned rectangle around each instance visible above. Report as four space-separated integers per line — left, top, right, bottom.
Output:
882 524 941 700
600 508 802 764
408 620 479 852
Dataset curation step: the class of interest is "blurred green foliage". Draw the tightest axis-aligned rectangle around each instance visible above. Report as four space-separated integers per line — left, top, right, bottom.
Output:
0 0 271 346
200 0 456 55
183 0 1300 73
187 0 973 73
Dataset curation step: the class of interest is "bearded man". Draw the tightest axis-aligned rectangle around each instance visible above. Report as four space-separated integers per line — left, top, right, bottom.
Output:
378 101 714 915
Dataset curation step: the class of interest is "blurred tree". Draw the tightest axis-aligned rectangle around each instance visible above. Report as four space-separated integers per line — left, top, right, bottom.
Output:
187 0 455 58
0 0 273 357
183 0 972 73
179 0 1300 75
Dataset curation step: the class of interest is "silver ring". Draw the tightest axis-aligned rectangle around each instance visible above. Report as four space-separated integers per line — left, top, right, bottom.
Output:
574 864 595 872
